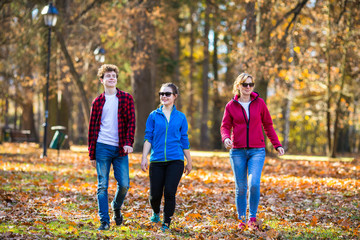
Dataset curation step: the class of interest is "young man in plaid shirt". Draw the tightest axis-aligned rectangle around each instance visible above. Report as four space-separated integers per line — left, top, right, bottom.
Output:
88 64 135 231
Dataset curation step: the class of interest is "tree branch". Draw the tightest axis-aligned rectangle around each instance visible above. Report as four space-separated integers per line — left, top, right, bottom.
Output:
270 0 308 33
279 7 302 44
0 0 11 12
68 0 108 25
55 29 90 124
335 0 348 24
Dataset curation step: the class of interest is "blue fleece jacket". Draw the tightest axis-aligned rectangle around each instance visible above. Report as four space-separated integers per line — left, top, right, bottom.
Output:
144 105 190 162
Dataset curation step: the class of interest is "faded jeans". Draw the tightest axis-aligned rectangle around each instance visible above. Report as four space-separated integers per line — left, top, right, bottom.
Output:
229 148 266 222
95 142 129 224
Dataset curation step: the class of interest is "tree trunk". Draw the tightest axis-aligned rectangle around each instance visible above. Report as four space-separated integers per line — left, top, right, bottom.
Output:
326 0 333 156
211 9 223 150
21 89 39 142
255 0 270 103
245 1 256 42
187 4 196 129
173 11 182 110
130 0 158 151
200 0 210 149
283 35 296 151
330 9 351 158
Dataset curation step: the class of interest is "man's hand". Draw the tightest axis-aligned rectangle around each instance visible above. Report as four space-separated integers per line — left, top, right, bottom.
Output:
90 159 96 168
123 145 133 154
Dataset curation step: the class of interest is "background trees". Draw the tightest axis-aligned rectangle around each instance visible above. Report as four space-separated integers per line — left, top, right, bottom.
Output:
0 0 359 156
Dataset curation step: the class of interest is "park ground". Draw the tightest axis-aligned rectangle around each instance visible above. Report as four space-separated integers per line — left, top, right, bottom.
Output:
0 143 359 239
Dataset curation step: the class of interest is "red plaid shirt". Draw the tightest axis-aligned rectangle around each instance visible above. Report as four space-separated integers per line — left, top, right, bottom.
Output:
88 88 136 160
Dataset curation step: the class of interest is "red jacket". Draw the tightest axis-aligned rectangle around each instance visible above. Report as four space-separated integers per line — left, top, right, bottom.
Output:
221 92 282 149
88 88 136 159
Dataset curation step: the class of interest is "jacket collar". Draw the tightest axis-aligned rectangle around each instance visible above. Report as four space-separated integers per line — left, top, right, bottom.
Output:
233 92 259 102
156 105 177 113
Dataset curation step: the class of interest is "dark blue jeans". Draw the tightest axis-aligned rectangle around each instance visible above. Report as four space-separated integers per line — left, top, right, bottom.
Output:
229 148 266 222
95 142 129 224
149 160 184 225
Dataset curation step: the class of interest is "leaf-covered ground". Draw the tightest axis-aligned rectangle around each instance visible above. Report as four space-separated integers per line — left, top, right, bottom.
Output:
0 143 359 239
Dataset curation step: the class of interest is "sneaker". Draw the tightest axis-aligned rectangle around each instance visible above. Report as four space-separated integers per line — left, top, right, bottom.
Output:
113 209 123 226
150 212 161 223
161 223 170 232
238 222 246 231
98 221 110 231
248 217 259 230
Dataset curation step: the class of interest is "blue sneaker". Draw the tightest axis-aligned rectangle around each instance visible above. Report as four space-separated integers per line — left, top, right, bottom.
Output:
150 213 160 223
161 223 169 232
98 221 110 231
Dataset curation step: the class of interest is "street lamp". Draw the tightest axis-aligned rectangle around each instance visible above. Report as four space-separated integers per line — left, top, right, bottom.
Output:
94 46 106 63
94 46 106 94
41 2 58 158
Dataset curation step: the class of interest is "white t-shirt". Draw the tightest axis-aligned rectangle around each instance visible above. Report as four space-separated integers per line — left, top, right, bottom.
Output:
97 94 119 146
239 101 250 120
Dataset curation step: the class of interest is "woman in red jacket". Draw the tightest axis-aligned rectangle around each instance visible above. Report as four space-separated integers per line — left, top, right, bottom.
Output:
221 73 284 231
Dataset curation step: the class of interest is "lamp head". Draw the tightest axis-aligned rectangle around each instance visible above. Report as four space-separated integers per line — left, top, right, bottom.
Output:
41 3 58 27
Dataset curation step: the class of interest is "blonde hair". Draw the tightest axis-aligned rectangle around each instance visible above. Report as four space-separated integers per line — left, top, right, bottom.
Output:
233 73 254 96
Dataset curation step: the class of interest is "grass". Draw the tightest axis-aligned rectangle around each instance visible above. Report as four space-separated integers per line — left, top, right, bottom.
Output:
0 143 359 239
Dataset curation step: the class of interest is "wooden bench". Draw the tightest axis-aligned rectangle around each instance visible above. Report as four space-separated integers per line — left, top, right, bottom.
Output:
8 129 35 142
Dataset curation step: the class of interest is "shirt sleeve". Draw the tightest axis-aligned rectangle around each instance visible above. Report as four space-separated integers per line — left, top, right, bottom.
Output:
180 114 190 149
144 112 154 144
125 94 136 147
220 103 233 142
88 100 97 160
261 100 282 149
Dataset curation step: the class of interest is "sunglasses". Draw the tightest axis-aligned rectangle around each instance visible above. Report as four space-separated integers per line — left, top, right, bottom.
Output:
159 92 174 97
241 83 255 87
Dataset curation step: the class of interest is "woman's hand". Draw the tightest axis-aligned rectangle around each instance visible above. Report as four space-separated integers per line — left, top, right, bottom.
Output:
184 162 192 175
141 157 148 172
224 138 233 150
277 147 285 156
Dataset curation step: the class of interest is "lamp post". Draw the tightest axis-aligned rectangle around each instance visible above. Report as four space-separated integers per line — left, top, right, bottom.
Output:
94 46 106 93
41 2 58 158
94 46 106 63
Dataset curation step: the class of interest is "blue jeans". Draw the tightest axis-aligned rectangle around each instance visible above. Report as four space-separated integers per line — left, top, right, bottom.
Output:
229 148 265 222
95 142 129 224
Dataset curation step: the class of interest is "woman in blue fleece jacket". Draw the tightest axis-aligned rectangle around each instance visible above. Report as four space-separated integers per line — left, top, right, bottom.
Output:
141 82 192 231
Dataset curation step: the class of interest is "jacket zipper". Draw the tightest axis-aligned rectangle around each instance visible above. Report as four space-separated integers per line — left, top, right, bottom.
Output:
237 100 252 148
162 107 174 162
247 102 252 148
164 118 168 161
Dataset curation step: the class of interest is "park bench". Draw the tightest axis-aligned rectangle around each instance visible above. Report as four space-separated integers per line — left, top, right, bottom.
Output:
4 129 36 142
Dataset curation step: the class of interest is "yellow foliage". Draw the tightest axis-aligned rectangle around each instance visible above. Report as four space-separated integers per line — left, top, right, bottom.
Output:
293 46 301 54
107 28 116 37
279 69 287 78
302 69 309 78
333 85 341 91
288 57 293 63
